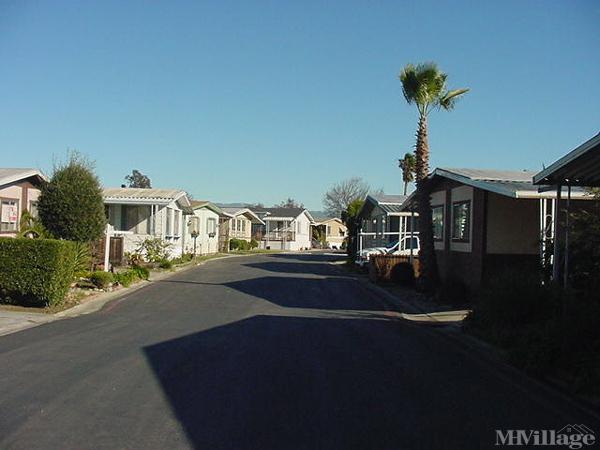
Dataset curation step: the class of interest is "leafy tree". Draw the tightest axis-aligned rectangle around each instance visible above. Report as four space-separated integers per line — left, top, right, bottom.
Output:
341 198 364 258
38 152 106 242
125 170 151 188
323 177 370 217
398 152 416 195
399 62 468 293
276 198 304 209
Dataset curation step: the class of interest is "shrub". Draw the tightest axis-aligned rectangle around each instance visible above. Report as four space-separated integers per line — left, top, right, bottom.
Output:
113 266 150 287
229 238 250 251
89 271 114 289
0 238 76 306
38 152 106 242
17 210 52 239
136 237 172 263
472 267 559 328
72 242 92 278
171 253 193 265
125 251 145 267
159 259 173 269
130 266 150 280
390 262 415 286
249 239 259 249
114 270 136 287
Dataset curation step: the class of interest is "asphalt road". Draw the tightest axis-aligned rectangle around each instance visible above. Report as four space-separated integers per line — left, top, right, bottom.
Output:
0 253 598 450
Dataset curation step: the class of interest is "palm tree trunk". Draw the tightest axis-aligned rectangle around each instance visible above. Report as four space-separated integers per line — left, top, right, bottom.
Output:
414 115 439 292
403 181 408 196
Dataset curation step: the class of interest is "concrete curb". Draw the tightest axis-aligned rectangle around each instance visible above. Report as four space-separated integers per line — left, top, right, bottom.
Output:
1 252 277 336
59 252 278 318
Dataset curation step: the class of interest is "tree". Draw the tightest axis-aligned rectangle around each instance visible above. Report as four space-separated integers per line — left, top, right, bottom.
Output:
276 198 304 209
322 177 370 217
399 62 468 292
125 170 151 188
398 152 416 195
341 198 364 258
38 152 106 242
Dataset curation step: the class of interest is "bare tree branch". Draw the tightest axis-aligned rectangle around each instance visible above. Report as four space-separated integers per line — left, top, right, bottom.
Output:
322 177 370 217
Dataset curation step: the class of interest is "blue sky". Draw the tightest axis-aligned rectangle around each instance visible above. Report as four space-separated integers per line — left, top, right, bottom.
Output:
1 1 599 210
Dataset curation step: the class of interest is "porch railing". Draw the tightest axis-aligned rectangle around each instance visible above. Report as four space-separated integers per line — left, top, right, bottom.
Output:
264 231 296 241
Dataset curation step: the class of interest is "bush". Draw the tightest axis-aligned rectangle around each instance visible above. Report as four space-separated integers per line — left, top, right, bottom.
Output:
38 152 106 242
0 238 76 306
114 270 135 287
136 237 172 263
465 266 600 396
125 251 144 267
390 262 415 286
171 253 193 265
130 266 150 280
113 266 150 287
72 242 92 278
89 271 114 289
229 238 250 251
159 259 173 269
249 239 259 249
471 268 559 328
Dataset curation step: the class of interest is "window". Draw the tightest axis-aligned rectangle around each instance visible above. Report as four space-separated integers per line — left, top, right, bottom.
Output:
0 199 19 232
189 216 200 235
241 220 246 232
166 207 173 236
207 217 216 235
452 201 471 241
120 205 151 233
174 210 180 236
29 201 39 219
326 225 331 236
432 205 444 241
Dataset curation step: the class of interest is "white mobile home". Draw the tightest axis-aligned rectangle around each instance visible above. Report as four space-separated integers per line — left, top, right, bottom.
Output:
183 200 223 255
103 187 192 259
254 207 314 251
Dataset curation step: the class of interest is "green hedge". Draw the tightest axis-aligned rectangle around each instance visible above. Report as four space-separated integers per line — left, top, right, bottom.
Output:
229 238 251 251
0 238 76 306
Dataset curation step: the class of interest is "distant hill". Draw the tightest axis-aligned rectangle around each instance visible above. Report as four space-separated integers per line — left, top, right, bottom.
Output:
310 210 338 221
215 202 260 209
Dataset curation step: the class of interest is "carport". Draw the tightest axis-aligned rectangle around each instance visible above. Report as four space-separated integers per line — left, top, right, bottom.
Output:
533 132 600 285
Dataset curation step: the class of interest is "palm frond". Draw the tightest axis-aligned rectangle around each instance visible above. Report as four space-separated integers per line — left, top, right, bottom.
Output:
399 64 419 105
439 88 469 110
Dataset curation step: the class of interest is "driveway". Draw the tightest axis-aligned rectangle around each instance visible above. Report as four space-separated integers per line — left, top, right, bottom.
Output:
0 252 597 449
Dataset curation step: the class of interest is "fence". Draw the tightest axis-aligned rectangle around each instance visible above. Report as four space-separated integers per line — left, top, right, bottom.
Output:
369 254 420 283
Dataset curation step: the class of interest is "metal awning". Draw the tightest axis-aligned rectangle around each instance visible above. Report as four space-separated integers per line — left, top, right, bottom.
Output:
533 133 600 187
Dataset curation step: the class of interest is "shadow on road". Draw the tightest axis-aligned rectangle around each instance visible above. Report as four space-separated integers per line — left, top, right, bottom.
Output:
160 274 372 311
242 261 338 276
142 315 444 450
267 252 346 263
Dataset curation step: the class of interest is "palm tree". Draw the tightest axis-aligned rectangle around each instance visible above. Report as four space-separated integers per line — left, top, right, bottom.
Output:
398 152 416 195
399 62 468 293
